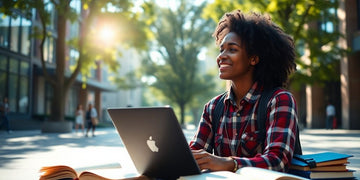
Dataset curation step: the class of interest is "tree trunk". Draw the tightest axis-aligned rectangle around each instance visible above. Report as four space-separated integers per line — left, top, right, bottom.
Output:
180 103 185 126
50 85 66 122
49 12 67 122
191 107 200 127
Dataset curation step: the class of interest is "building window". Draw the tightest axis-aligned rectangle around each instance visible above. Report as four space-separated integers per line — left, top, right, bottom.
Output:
70 0 82 14
69 48 79 67
319 7 337 33
0 55 8 99
0 14 10 48
1 13 32 56
44 36 55 63
66 87 77 116
0 56 30 114
44 0 56 30
19 61 29 113
8 58 19 112
20 17 31 56
10 16 20 52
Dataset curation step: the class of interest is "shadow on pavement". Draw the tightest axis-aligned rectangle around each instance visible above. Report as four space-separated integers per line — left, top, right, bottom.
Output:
0 127 124 168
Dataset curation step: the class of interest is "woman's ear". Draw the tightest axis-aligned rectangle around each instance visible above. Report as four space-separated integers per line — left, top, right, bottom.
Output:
250 56 259 66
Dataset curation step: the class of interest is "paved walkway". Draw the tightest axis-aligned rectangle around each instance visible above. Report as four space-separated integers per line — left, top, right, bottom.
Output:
0 128 359 180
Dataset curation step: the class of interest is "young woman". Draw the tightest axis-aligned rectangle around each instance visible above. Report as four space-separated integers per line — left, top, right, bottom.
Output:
74 104 84 134
190 10 298 173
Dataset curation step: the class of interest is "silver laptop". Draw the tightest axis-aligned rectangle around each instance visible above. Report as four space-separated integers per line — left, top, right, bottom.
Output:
107 107 201 179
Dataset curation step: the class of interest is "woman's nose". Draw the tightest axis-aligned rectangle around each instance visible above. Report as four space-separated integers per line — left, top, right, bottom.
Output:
217 51 227 63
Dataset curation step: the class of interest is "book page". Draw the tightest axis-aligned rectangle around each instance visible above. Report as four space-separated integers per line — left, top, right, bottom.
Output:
235 167 308 180
79 168 140 180
179 168 309 180
39 165 78 180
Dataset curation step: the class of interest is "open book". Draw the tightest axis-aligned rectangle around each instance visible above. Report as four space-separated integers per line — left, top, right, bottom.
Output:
40 165 308 180
234 167 308 180
39 165 146 180
179 167 308 180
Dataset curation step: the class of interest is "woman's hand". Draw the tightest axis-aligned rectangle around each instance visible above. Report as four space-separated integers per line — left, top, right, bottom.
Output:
191 149 235 172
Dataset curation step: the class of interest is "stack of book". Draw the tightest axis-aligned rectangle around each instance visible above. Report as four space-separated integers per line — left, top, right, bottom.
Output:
289 152 355 179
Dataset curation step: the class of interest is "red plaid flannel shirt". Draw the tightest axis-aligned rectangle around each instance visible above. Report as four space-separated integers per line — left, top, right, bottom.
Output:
189 82 298 172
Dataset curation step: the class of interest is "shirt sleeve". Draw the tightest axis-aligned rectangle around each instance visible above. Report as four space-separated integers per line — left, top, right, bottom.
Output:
234 91 297 172
189 96 220 153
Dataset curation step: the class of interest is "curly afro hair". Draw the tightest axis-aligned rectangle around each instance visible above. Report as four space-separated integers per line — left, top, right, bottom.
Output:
213 10 296 89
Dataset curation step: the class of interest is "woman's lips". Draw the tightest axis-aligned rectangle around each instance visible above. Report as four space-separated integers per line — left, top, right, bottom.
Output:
219 64 231 71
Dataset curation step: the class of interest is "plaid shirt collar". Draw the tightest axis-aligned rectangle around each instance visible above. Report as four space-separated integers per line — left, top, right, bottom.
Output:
225 82 262 107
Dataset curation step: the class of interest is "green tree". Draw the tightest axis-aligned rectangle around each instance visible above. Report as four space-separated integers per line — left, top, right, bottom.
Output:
203 0 345 88
0 0 150 122
141 0 217 125
189 68 224 126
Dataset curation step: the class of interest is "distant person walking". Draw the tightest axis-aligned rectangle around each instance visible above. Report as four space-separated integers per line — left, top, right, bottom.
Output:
75 104 85 135
326 101 336 130
0 97 11 133
85 103 98 137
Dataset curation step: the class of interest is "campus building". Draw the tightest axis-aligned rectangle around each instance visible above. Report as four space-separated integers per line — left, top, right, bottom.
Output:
338 0 360 129
0 2 142 130
295 0 360 130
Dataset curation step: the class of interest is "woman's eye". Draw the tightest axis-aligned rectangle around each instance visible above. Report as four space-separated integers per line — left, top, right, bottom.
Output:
229 48 236 52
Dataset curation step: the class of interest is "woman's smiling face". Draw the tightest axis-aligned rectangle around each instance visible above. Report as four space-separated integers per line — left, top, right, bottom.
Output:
216 32 255 82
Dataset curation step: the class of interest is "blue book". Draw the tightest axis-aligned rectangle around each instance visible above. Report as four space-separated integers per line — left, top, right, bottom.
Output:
291 152 353 168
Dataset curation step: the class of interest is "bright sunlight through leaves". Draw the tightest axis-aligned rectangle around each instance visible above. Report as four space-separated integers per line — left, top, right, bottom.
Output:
99 26 115 45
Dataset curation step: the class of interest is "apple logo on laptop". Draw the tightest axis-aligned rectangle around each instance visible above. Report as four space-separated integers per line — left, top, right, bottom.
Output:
147 136 159 152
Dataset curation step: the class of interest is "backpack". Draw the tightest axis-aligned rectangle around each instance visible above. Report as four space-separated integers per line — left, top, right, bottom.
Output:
211 88 302 155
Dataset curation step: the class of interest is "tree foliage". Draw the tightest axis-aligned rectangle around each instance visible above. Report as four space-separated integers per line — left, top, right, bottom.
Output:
203 0 346 89
0 0 150 122
141 0 217 125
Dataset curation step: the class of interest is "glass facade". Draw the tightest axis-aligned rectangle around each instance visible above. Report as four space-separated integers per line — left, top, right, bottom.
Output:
69 48 79 67
0 55 8 100
0 15 10 48
319 3 338 33
19 61 29 113
8 58 19 112
0 0 109 128
10 16 20 52
21 18 31 55
0 11 31 114
44 37 55 63
0 14 31 56
0 14 32 56
45 0 56 30
0 56 30 114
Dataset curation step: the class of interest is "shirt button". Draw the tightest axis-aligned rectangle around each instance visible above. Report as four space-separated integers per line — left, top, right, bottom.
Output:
236 112 240 117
